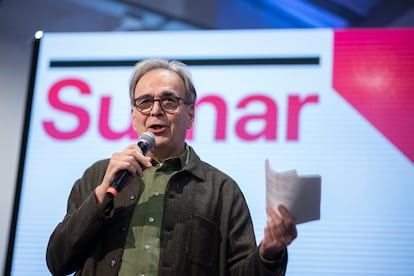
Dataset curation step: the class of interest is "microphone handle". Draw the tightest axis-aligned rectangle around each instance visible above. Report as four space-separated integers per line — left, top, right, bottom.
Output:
138 141 151 155
106 170 131 198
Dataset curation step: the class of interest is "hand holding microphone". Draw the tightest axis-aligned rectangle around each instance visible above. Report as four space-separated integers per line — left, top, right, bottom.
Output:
106 131 156 198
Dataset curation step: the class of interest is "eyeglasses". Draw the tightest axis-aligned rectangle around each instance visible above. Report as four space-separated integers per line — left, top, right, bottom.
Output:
132 95 192 114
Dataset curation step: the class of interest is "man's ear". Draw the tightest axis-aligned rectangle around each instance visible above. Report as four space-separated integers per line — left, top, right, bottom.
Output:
187 104 195 129
131 108 138 133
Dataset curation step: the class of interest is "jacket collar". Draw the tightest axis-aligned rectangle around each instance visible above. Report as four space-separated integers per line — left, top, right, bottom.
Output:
180 145 207 181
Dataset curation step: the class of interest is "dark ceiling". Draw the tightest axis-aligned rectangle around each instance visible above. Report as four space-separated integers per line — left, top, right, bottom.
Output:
120 0 414 29
1 0 413 44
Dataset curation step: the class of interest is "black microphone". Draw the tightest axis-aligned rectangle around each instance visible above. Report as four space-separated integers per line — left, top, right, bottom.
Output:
106 131 156 198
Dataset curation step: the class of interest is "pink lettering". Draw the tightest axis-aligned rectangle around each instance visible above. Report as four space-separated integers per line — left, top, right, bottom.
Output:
99 96 137 140
235 95 277 141
43 80 319 142
43 79 91 140
187 95 227 140
286 94 319 140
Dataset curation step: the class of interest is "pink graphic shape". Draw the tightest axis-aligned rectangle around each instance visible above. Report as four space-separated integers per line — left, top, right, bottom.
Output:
333 29 414 163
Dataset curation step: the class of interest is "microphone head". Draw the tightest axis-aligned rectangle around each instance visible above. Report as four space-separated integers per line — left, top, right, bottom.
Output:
138 131 156 155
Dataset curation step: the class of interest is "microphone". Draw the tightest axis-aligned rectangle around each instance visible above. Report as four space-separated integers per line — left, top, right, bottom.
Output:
106 131 156 198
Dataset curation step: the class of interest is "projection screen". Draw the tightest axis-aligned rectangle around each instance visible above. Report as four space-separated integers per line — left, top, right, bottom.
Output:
6 29 414 275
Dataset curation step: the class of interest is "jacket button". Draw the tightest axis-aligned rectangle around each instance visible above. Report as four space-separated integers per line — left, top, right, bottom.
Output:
128 193 136 200
110 259 117 267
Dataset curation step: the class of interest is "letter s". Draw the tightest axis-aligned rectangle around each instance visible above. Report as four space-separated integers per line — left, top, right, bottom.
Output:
43 79 91 140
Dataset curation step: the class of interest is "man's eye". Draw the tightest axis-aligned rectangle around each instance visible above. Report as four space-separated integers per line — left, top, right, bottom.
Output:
138 99 152 105
162 97 176 103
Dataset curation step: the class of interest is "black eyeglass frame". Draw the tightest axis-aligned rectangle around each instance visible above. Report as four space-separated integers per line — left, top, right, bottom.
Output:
132 95 193 114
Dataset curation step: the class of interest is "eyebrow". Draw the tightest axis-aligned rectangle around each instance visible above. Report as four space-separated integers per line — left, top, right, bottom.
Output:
135 91 180 99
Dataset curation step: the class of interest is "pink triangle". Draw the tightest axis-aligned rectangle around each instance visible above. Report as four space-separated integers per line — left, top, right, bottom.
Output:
333 29 414 163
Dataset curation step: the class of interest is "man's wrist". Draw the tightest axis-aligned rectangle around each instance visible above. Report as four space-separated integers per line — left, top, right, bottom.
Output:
259 247 285 263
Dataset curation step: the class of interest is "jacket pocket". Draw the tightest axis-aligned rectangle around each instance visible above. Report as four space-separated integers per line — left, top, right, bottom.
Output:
188 214 221 269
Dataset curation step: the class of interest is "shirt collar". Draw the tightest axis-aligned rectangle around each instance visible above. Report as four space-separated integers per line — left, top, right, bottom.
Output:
150 144 190 172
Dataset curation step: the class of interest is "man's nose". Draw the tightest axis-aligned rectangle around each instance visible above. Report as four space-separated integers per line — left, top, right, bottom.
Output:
150 99 164 114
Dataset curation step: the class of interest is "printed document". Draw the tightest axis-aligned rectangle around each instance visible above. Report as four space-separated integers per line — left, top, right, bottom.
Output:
265 159 321 224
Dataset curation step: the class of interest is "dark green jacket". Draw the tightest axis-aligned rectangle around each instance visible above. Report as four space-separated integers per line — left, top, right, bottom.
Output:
46 147 287 275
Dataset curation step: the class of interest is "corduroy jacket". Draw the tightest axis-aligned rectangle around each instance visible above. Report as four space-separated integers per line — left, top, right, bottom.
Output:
46 146 287 275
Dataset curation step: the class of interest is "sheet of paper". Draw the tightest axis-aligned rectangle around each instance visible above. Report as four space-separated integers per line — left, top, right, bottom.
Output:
265 159 321 224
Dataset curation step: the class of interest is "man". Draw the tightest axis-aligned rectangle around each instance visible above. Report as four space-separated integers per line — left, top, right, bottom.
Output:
46 58 297 275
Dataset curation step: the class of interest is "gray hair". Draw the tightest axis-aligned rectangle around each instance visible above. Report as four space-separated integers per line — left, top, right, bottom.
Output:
129 58 197 104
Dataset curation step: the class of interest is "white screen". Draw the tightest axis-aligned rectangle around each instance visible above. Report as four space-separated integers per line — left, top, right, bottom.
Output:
8 29 414 275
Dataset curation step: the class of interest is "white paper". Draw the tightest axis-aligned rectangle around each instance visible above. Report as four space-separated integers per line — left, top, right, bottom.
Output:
265 159 321 224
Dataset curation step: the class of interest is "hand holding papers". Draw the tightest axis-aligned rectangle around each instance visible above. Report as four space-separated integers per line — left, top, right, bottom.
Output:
265 159 321 224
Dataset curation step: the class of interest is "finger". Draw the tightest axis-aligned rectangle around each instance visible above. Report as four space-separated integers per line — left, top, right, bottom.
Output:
270 206 298 242
277 205 297 233
277 205 291 219
128 145 152 168
266 206 282 222
264 221 288 252
118 144 152 171
267 206 288 239
111 155 138 176
264 224 281 250
266 212 289 244
278 205 295 223
263 225 274 244
265 220 280 245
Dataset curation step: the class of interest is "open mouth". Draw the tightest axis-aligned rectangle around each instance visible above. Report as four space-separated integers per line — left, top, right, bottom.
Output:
148 124 167 133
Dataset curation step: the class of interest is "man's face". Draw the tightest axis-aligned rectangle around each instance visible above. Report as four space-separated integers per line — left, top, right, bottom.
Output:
131 68 194 159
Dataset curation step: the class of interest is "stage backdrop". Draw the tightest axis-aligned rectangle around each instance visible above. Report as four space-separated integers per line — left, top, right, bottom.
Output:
6 29 414 275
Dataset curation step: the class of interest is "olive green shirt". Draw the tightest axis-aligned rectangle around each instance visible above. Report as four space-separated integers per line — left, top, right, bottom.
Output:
119 147 190 276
